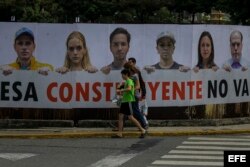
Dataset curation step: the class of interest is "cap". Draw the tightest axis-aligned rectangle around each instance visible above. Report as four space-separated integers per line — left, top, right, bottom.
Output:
156 31 175 44
15 27 34 41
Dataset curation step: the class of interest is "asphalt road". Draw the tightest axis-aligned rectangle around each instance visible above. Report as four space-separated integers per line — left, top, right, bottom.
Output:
0 134 250 167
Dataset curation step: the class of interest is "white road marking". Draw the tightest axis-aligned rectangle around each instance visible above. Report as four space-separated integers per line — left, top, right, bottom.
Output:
0 153 37 161
87 153 137 167
162 155 223 160
188 137 250 142
169 150 223 155
177 145 250 150
152 160 223 166
150 136 250 167
183 141 250 146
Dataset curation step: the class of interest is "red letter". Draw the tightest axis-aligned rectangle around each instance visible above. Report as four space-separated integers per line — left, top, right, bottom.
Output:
93 82 102 102
76 83 89 101
103 82 113 101
148 82 160 100
187 81 195 99
173 82 185 100
59 83 73 102
162 82 170 100
196 81 202 99
47 82 57 102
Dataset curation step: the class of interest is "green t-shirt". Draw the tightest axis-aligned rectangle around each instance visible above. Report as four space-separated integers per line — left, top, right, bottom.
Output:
122 78 135 102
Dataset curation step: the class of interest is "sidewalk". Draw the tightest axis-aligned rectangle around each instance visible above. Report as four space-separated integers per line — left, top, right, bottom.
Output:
0 118 250 139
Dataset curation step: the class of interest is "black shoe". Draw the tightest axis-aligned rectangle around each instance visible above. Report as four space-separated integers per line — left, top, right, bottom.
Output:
139 130 147 138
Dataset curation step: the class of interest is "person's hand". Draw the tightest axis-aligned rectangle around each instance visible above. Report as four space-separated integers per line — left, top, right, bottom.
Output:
192 66 200 73
118 83 125 89
144 65 155 74
223 64 231 72
179 65 190 72
116 89 122 95
1 65 15 76
242 66 248 71
212 65 219 72
37 67 51 76
101 66 111 74
55 66 69 74
86 66 98 73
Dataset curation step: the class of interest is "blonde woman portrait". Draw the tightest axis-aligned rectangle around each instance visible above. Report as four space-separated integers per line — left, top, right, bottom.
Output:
56 31 97 74
55 31 98 125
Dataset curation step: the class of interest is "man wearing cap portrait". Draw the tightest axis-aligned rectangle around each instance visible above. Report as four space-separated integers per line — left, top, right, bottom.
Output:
143 31 191 119
0 27 53 75
0 27 54 119
144 31 190 73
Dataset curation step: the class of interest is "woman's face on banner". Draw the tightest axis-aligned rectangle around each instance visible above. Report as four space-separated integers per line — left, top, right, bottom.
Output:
200 36 212 60
67 37 86 66
156 37 175 60
14 35 35 62
110 34 129 61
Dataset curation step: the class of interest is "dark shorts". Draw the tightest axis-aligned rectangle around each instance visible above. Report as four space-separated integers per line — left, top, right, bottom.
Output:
120 102 133 115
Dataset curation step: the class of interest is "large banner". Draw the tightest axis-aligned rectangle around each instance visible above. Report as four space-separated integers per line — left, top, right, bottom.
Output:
0 22 250 109
0 70 249 108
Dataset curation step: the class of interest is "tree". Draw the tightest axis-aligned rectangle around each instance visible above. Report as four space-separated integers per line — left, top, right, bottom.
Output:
172 0 217 23
114 0 164 23
0 0 16 21
3 0 244 24
7 0 64 23
216 0 250 25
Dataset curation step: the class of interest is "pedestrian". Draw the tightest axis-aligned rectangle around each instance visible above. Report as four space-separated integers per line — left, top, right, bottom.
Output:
112 69 147 138
128 57 149 128
125 63 148 129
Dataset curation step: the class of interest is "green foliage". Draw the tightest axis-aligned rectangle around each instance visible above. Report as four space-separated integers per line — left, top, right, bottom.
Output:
216 0 250 25
0 0 249 25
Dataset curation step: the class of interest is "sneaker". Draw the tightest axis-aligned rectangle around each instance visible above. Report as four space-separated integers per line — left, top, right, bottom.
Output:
139 130 147 138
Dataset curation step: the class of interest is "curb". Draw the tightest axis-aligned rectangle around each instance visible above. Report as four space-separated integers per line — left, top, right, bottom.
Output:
0 118 250 139
0 128 250 139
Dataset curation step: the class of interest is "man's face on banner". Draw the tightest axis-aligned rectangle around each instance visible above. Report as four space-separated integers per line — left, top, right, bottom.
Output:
156 37 175 61
230 33 242 62
14 35 35 62
110 33 129 61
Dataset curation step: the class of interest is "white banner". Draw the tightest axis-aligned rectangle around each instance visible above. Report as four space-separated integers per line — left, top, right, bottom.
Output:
0 70 249 108
1 23 250 110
